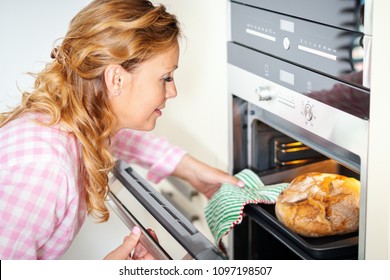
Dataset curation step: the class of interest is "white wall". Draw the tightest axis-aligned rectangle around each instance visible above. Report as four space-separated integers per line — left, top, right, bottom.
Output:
151 0 230 173
0 0 92 111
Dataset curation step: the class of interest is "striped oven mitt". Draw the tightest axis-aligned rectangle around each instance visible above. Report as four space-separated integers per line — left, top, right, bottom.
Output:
205 169 288 251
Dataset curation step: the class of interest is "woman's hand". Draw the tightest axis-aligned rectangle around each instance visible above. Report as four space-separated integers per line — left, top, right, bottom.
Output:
103 226 158 260
172 154 245 199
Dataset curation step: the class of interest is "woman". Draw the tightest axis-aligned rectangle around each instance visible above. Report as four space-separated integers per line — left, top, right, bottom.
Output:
0 0 243 260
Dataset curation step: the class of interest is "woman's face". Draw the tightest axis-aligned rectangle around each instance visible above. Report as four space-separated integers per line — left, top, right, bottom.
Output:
110 44 179 132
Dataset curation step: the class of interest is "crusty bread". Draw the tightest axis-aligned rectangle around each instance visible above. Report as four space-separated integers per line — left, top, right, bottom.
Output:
275 172 360 237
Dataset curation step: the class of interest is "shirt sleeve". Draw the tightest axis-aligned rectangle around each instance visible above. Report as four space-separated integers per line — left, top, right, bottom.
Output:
111 129 187 183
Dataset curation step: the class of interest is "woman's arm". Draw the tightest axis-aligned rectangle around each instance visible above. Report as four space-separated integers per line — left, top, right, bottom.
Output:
112 129 186 183
171 154 244 199
112 130 244 199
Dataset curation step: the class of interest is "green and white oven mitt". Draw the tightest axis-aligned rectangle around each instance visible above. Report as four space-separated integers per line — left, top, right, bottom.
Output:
205 169 288 251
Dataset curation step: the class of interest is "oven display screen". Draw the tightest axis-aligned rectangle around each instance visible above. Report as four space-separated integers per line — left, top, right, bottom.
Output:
280 19 294 33
280 69 295 86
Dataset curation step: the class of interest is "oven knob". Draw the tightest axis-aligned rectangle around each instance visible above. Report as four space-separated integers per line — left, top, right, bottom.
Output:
255 85 273 101
258 91 272 101
304 103 313 121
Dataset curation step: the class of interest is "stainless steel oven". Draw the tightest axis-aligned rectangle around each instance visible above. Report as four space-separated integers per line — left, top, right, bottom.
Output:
227 0 372 259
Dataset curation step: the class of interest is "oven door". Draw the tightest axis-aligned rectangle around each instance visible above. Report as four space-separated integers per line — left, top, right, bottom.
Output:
107 160 225 260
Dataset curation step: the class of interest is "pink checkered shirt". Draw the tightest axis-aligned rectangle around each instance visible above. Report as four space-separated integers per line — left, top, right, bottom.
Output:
0 113 186 259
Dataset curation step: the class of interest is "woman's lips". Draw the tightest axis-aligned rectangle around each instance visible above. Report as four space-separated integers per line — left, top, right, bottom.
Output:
155 108 162 116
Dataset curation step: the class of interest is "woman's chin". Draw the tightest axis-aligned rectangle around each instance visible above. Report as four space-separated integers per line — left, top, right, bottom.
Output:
140 121 157 131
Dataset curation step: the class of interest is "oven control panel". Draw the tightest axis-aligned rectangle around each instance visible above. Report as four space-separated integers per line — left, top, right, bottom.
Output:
230 2 366 89
228 64 368 159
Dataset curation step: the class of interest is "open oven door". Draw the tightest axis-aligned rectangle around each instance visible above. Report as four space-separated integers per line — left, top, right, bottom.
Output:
107 160 226 260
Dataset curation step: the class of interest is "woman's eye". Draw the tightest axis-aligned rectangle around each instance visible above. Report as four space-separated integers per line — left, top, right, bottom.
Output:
163 76 174 83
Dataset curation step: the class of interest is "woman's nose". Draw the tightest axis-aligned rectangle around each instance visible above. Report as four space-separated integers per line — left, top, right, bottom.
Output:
166 82 177 99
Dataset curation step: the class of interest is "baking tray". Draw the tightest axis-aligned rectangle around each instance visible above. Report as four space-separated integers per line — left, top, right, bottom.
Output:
245 203 358 259
244 160 359 259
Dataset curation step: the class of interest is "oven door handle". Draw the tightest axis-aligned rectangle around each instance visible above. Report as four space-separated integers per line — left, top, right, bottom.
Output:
109 160 226 260
106 191 172 260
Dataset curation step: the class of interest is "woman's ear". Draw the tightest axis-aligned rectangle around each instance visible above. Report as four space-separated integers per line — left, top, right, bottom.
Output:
104 64 123 97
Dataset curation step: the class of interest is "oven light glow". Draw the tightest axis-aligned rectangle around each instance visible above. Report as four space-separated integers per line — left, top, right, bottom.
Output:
280 69 295 86
281 141 304 147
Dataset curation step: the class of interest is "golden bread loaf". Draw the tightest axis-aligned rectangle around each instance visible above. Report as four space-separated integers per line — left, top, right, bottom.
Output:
275 172 360 237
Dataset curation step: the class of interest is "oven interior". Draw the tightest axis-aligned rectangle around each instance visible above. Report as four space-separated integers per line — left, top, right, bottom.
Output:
231 96 360 260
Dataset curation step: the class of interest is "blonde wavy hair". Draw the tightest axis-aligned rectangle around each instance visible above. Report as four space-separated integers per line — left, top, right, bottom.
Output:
0 0 181 222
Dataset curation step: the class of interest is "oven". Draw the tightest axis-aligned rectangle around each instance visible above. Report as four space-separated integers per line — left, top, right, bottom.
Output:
227 0 372 259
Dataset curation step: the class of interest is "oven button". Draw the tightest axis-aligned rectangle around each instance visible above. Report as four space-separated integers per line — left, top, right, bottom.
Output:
283 37 291 50
304 103 314 121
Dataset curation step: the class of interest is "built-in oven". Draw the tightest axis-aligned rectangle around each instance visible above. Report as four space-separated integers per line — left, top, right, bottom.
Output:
227 0 372 259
